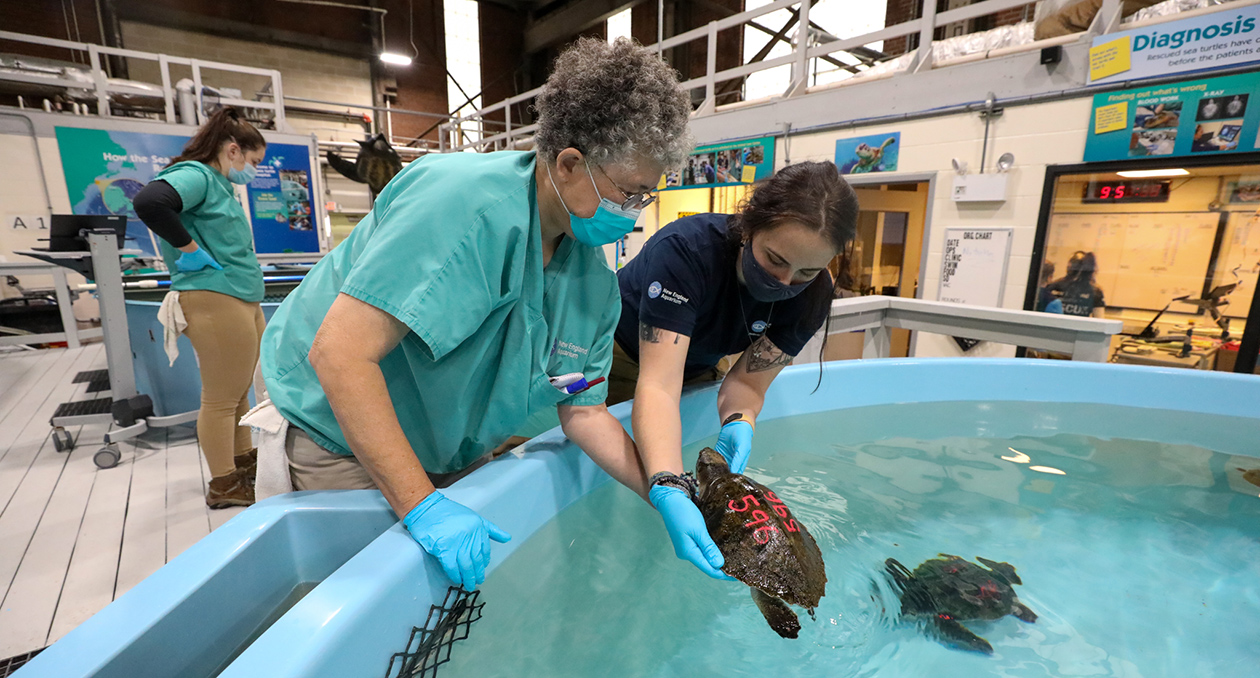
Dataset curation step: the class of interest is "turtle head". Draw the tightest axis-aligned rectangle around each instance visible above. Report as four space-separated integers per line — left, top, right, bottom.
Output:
695 447 731 495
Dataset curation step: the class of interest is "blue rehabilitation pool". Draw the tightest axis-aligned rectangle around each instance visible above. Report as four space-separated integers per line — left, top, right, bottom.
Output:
16 359 1260 678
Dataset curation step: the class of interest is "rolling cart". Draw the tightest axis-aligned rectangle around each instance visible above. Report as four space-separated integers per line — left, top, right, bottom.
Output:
19 225 198 469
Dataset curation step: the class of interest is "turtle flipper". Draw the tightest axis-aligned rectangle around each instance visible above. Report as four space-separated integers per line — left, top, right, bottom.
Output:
751 587 801 639
1011 600 1037 623
976 557 1022 585
885 558 911 590
929 614 993 654
326 151 365 184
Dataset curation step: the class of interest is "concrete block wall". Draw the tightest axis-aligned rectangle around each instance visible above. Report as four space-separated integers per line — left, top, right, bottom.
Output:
779 96 1095 357
119 22 374 143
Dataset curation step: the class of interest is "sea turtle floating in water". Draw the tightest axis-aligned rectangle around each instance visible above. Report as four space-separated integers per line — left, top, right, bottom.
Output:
326 133 404 196
885 554 1037 654
694 447 826 638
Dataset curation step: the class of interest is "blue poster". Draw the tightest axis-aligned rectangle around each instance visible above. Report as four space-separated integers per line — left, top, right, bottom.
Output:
662 136 774 190
834 132 900 174
55 128 319 257
1083 71 1260 162
246 143 318 253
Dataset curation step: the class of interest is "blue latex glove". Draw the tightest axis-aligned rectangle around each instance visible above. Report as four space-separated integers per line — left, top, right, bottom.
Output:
715 420 754 474
175 247 223 272
402 491 511 591
649 484 735 581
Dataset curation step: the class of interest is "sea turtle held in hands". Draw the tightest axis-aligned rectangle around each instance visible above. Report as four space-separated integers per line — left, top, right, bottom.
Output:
694 447 827 638
326 132 403 196
885 554 1037 654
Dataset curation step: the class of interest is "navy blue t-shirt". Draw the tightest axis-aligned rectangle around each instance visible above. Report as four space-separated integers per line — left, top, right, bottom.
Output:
615 213 833 378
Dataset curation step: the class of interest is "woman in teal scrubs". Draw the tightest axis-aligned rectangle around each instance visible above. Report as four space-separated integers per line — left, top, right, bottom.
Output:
134 107 266 509
259 38 693 591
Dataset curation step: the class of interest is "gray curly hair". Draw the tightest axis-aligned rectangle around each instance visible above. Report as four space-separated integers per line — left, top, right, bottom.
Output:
534 37 694 170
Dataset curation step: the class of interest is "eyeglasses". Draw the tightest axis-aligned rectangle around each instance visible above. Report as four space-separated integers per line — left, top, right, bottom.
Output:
593 163 657 210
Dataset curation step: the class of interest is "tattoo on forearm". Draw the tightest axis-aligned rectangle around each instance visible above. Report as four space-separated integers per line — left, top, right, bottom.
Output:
746 335 793 373
640 322 662 344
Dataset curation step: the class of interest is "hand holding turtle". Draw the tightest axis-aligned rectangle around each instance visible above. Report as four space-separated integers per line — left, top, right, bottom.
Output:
715 419 754 474
649 483 736 581
402 491 511 591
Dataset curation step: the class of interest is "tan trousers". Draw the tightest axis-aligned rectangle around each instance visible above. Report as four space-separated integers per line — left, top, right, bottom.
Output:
606 340 724 406
285 426 488 491
180 290 265 478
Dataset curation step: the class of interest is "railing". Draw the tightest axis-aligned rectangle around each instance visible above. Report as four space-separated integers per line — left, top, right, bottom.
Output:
798 296 1124 362
439 0 1075 152
0 29 287 127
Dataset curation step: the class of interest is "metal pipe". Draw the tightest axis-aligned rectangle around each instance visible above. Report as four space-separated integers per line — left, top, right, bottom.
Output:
0 111 55 217
276 0 387 12
278 95 451 120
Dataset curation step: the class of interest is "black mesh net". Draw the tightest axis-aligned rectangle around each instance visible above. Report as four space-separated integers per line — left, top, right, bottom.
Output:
0 648 44 677
384 587 484 678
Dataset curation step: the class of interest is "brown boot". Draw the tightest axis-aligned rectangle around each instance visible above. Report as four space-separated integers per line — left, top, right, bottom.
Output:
234 449 258 476
207 466 255 509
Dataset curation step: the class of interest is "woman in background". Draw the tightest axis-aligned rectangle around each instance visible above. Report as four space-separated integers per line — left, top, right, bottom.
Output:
133 107 267 508
1044 251 1106 318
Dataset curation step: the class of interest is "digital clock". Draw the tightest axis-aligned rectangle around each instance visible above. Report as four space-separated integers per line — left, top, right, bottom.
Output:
1082 179 1171 203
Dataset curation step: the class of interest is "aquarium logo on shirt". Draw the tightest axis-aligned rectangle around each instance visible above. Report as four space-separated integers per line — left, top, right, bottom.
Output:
648 281 662 298
551 339 589 360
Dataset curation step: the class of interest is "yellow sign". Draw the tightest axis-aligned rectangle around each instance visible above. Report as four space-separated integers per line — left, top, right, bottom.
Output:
677 211 699 218
1094 101 1129 135
1089 37 1131 82
740 165 758 184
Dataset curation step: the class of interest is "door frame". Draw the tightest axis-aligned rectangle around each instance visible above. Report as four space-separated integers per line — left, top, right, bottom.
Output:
844 172 938 356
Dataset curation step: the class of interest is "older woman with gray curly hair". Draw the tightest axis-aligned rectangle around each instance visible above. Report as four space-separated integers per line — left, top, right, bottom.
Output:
253 37 691 593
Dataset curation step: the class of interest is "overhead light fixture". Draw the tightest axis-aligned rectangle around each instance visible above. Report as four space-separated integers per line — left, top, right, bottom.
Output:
379 52 412 66
1117 168 1189 178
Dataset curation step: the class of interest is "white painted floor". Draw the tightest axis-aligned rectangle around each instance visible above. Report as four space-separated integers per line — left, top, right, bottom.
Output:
0 344 243 659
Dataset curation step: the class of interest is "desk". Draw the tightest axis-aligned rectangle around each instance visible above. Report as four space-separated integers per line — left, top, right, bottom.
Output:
0 261 100 348
1113 339 1219 370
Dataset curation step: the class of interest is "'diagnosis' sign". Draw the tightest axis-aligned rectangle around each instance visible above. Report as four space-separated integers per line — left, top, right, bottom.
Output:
1088 5 1260 84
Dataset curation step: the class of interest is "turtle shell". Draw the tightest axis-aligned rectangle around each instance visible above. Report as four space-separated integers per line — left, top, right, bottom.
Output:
903 555 1018 621
696 457 826 610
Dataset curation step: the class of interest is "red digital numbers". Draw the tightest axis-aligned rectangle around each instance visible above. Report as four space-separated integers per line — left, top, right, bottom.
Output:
1114 185 1125 199
1099 185 1111 199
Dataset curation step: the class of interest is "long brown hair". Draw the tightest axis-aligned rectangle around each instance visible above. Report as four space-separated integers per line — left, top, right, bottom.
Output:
728 161 859 252
170 107 265 167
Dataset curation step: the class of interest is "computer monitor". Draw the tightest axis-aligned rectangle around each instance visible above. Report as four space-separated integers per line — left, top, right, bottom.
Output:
47 215 127 251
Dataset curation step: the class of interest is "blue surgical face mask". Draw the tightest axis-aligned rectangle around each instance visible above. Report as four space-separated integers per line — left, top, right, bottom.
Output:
741 238 813 302
547 162 641 247
228 160 256 186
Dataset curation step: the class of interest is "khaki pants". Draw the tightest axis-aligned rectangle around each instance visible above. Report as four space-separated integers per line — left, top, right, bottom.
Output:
606 340 725 406
180 290 265 478
285 426 489 491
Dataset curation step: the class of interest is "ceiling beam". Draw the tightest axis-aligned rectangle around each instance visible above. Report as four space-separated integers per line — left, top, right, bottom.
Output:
524 0 647 53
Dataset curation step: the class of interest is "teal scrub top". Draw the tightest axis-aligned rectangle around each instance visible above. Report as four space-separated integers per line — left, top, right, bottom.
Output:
260 151 620 474
155 161 264 302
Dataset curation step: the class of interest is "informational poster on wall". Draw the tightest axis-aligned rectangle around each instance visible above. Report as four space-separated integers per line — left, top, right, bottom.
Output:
834 132 900 174
1088 5 1260 84
938 228 1013 306
55 127 187 257
54 127 319 257
663 136 773 189
243 143 319 254
1083 71 1260 162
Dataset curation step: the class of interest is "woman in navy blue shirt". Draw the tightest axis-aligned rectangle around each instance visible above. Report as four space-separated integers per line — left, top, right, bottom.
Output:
609 161 858 580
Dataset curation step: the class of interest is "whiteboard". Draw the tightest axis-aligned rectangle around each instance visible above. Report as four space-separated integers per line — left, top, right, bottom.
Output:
1214 212 1260 318
1043 212 1220 311
939 228 1013 306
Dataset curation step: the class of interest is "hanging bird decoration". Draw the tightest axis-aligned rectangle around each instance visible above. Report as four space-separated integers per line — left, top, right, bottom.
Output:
326 133 404 196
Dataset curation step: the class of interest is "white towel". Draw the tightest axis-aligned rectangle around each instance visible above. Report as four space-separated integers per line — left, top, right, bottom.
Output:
157 291 187 367
240 398 293 500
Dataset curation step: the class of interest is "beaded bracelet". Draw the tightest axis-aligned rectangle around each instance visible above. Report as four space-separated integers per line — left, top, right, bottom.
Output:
649 471 698 500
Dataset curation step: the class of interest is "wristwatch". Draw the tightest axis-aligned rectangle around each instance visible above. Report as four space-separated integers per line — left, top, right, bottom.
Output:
722 412 756 429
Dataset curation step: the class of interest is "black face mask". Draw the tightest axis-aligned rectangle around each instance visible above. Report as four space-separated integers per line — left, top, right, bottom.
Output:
740 239 813 303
